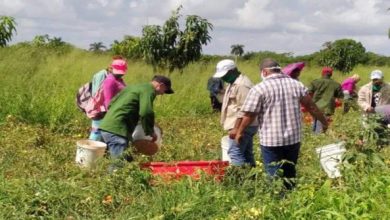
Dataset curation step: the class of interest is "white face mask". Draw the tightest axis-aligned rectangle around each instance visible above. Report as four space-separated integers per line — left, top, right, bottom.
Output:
260 70 266 81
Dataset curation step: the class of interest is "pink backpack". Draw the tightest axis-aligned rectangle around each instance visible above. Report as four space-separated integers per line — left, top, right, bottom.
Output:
76 71 108 120
85 86 107 120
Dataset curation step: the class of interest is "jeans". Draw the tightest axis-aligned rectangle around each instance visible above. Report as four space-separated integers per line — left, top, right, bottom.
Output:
89 119 102 141
228 126 257 166
100 130 129 159
261 143 300 189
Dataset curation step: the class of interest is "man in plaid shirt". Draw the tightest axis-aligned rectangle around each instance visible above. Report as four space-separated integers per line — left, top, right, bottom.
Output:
235 58 328 189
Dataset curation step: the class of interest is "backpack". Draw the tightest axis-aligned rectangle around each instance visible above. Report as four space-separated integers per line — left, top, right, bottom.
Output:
76 70 108 120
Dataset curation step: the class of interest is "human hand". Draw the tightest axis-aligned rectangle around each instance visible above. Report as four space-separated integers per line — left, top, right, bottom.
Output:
235 133 243 144
228 128 237 139
151 133 157 142
366 107 375 113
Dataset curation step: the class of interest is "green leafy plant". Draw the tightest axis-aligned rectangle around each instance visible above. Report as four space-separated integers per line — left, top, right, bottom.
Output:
0 16 17 47
89 42 107 53
110 35 141 59
140 6 213 72
317 39 366 74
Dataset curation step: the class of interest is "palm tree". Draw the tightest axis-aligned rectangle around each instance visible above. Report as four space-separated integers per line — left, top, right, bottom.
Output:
49 37 66 47
89 42 106 52
0 16 17 47
230 44 244 62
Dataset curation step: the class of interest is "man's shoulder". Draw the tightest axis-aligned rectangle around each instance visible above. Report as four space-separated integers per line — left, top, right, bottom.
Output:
236 74 254 86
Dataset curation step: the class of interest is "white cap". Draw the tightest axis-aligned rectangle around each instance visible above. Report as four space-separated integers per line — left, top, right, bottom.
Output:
371 70 383 80
213 59 236 78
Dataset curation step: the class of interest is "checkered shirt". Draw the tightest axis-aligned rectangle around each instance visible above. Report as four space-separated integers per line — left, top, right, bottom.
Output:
241 74 308 146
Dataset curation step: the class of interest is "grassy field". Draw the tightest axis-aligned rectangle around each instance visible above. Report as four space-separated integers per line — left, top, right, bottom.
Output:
1 46 390 219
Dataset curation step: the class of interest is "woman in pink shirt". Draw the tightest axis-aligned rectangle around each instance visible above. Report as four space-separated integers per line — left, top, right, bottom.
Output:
341 74 360 113
89 57 127 141
102 58 127 109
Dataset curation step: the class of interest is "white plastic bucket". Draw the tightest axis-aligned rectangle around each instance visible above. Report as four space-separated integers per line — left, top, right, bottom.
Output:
315 142 346 178
131 124 162 155
221 136 231 162
75 140 107 168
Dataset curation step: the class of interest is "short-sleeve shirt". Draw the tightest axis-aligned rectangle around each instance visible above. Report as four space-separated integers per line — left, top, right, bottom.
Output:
241 74 308 146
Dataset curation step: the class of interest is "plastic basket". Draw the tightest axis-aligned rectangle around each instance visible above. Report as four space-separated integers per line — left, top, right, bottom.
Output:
140 160 229 181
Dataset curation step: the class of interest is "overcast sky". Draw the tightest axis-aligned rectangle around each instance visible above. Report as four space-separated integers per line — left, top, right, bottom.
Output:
1 0 389 56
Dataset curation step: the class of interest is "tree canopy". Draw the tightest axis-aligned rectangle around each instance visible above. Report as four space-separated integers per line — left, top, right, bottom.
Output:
0 16 17 47
317 39 366 74
89 42 107 53
140 6 213 72
110 36 141 59
230 44 244 57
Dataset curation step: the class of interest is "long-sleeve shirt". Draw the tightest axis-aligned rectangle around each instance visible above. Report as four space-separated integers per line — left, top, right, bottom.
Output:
357 82 390 111
221 74 258 130
99 83 156 139
102 74 126 109
341 78 357 94
308 77 343 115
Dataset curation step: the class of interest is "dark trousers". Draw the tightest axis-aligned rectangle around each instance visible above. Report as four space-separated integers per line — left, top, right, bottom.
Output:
210 96 222 112
261 143 300 189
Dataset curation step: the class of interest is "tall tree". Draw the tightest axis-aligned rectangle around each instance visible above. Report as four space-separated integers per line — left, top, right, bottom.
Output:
48 37 66 47
89 42 106 52
110 36 141 58
0 16 17 47
318 39 366 74
230 44 244 62
140 6 213 72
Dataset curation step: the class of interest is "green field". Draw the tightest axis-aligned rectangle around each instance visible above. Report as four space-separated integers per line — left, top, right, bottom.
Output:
1 46 390 219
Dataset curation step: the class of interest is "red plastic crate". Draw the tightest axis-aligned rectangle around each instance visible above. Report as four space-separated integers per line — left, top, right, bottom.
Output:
140 160 229 181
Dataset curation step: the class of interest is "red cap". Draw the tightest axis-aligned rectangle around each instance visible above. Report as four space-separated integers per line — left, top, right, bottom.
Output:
322 67 333 76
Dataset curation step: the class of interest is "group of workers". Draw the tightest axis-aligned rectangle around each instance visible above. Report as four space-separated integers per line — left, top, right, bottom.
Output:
209 58 389 189
86 55 388 188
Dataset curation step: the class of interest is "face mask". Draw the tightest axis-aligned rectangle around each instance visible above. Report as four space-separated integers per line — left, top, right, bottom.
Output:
373 84 382 92
260 70 266 81
222 72 238 84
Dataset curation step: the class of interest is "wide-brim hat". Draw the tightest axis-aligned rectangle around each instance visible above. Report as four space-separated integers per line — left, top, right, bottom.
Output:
282 62 305 76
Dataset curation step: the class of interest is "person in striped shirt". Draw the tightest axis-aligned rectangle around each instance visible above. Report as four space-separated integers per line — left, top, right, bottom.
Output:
235 58 327 189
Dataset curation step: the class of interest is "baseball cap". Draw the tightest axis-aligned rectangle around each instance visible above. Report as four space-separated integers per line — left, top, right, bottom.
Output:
152 75 174 94
322 67 333 76
111 59 128 75
213 59 236 78
371 70 383 80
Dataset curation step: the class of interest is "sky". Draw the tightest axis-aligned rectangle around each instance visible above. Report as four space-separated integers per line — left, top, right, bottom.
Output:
1 0 389 56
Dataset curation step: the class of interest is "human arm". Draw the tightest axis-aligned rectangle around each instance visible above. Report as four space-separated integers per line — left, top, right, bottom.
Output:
103 78 119 108
139 90 156 137
335 85 344 99
357 86 374 113
235 112 257 143
229 84 252 139
300 94 328 131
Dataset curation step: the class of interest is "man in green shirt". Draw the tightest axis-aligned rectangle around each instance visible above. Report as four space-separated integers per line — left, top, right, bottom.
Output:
99 75 174 164
308 67 343 133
